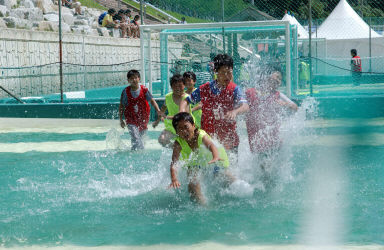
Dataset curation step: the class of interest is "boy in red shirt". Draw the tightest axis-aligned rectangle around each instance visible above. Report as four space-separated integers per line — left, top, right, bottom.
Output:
119 69 164 150
350 49 362 86
245 68 297 160
180 54 249 154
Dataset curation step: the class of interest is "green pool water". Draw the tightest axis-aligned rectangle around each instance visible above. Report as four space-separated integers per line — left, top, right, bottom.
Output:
0 115 383 249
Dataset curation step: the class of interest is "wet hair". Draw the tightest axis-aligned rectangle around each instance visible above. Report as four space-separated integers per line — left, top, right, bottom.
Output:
108 8 116 15
351 49 357 56
127 69 140 79
172 112 195 131
183 71 196 82
170 74 184 87
213 54 233 71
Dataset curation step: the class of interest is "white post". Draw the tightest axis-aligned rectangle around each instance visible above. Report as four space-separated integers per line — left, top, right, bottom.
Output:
148 35 152 92
82 35 86 90
140 29 146 86
285 22 291 98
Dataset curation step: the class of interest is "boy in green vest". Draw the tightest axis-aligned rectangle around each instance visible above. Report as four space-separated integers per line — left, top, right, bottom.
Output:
169 112 233 205
153 74 189 147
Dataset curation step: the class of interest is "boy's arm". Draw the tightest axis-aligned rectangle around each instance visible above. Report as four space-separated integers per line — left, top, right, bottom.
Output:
119 93 125 128
278 93 298 111
225 87 250 120
152 104 167 128
150 98 165 117
191 102 202 112
180 89 199 112
169 141 182 188
202 135 222 164
224 102 249 120
179 99 190 113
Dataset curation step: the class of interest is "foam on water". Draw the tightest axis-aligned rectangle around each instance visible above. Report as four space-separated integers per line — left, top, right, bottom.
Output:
0 118 164 133
1 132 384 153
0 139 163 153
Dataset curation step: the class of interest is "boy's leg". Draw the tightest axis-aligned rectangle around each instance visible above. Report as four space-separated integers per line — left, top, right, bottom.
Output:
128 124 144 150
126 24 132 37
132 25 137 38
187 169 205 204
353 72 361 86
188 181 205 205
120 23 127 38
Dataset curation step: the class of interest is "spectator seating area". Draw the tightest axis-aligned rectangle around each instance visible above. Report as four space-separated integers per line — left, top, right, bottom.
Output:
99 8 140 38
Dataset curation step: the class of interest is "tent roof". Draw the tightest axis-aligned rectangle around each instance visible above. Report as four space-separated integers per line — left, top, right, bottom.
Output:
314 0 381 39
282 13 308 38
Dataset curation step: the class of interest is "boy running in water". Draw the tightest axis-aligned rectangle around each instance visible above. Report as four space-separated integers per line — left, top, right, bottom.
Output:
245 67 297 167
153 74 189 147
119 69 164 150
169 112 232 205
183 71 202 128
180 54 249 155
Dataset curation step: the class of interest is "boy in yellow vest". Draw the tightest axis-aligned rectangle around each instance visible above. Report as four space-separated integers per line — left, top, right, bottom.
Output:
169 112 233 205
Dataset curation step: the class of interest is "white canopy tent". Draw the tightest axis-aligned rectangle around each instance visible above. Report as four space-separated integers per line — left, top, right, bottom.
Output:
310 0 384 74
282 13 308 39
314 0 380 40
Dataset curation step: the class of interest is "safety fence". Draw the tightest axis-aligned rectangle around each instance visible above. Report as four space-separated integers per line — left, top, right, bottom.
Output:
2 0 384 102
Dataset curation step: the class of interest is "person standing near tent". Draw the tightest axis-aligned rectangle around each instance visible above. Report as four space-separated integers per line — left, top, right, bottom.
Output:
350 49 362 86
299 56 310 88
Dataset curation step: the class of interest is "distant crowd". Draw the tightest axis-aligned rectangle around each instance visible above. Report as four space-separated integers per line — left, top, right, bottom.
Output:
98 8 140 38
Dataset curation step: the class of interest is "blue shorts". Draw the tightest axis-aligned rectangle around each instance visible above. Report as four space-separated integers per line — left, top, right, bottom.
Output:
187 165 222 174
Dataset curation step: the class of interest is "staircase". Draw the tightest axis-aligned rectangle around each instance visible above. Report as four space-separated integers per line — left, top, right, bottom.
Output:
94 0 166 24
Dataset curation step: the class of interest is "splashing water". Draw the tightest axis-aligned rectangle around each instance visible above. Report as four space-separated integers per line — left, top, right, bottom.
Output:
105 128 129 150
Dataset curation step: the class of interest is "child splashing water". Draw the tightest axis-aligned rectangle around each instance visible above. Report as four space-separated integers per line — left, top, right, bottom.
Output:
169 112 234 205
245 66 298 185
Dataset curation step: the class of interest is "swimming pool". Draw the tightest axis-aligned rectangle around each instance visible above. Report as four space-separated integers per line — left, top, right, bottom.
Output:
0 111 383 249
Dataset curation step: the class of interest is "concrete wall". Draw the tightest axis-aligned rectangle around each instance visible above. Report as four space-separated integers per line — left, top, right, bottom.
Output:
0 28 181 99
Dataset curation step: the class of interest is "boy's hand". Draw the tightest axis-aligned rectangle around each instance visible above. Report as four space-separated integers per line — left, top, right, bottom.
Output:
120 120 125 129
169 179 181 189
224 110 237 120
208 157 223 164
157 110 166 119
152 119 160 128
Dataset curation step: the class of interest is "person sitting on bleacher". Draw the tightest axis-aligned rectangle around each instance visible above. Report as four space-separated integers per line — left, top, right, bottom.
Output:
130 15 140 38
62 0 81 15
124 9 133 38
113 9 130 38
102 9 118 29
